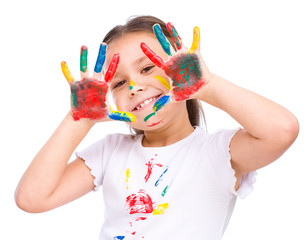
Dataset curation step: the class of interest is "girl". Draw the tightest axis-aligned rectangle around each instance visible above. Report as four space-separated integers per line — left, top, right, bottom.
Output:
15 16 299 239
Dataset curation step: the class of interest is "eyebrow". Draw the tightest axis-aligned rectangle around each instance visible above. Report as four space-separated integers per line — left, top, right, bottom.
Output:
133 55 149 65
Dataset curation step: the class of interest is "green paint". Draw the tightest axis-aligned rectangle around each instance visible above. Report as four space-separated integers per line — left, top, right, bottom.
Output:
129 86 133 90
144 112 155 122
161 185 169 197
71 84 78 107
80 47 88 72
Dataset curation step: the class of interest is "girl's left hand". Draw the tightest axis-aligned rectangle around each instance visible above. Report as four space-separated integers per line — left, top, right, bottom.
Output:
141 23 213 101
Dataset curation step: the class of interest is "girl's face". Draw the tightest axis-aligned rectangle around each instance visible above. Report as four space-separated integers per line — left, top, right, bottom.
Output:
105 32 187 131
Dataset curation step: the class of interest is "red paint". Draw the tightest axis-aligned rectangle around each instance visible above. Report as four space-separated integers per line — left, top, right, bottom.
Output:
125 189 154 214
141 42 205 101
135 217 147 221
144 157 163 183
104 53 120 83
164 53 204 101
147 119 163 127
71 78 108 120
141 43 165 68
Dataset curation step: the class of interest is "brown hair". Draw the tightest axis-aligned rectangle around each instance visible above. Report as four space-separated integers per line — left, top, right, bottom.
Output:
103 15 206 134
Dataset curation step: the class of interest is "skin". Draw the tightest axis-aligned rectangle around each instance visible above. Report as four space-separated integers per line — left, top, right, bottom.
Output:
15 30 299 213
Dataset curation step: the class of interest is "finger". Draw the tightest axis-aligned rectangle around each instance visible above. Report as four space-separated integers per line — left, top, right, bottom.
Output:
80 45 89 78
107 108 136 122
189 26 200 53
166 22 182 50
94 43 107 76
104 52 120 83
140 42 165 69
61 61 74 84
153 24 172 56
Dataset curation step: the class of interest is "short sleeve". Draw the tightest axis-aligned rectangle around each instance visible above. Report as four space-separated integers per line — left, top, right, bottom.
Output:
207 128 257 199
75 137 108 191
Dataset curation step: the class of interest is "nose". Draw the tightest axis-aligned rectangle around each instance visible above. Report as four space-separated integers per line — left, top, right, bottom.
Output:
128 80 145 97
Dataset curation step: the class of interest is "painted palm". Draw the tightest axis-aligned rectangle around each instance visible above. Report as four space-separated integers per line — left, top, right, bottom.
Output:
141 23 209 102
61 44 136 122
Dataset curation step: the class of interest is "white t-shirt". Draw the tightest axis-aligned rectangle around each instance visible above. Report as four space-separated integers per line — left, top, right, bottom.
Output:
76 127 256 240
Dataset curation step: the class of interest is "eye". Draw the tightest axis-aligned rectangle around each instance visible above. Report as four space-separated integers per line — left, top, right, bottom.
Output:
113 80 127 89
141 65 155 74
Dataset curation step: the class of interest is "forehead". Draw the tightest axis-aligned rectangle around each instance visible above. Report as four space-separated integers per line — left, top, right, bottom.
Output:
104 31 167 67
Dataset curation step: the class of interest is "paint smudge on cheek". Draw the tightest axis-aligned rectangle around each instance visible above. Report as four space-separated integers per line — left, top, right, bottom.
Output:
153 95 170 112
152 203 169 215
144 96 170 122
154 75 171 91
147 119 163 127
71 78 108 120
125 189 154 214
164 53 204 101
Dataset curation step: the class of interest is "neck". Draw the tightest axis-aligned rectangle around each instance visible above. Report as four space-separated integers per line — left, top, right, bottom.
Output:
142 112 195 147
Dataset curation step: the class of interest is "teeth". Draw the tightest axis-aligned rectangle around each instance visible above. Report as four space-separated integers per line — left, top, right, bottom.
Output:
136 97 156 110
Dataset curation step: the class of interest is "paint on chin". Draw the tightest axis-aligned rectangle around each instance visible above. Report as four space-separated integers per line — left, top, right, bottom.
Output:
147 119 163 127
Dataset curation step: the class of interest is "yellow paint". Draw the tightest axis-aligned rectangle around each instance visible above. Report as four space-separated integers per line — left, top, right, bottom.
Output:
154 75 171 91
108 107 137 122
189 26 200 53
130 80 136 86
152 203 169 215
61 61 73 82
126 168 130 190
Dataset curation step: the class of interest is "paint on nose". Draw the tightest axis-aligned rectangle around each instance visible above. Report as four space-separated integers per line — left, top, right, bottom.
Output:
129 80 136 90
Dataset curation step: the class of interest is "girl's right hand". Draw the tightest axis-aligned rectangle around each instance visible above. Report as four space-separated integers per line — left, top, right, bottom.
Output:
61 44 136 123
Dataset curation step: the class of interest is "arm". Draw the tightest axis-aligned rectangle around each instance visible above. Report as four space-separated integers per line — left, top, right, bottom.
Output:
199 75 299 181
15 113 95 213
141 23 299 189
15 44 121 213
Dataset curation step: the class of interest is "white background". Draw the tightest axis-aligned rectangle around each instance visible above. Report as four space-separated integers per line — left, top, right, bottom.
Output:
1 0 304 239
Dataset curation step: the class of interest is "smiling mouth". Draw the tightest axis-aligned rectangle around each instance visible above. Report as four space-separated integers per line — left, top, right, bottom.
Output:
132 94 162 111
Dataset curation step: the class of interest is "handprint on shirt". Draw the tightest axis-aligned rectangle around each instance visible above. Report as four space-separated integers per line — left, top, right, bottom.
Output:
141 23 209 102
61 44 136 122
120 154 170 238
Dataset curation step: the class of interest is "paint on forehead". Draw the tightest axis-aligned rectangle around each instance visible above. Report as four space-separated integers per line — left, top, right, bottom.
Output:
153 24 172 56
154 75 171 91
80 46 88 73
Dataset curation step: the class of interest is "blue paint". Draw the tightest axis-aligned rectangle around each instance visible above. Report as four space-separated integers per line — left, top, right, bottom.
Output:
107 110 132 122
153 24 172 56
113 236 125 240
153 95 170 112
155 166 169 187
94 43 106 73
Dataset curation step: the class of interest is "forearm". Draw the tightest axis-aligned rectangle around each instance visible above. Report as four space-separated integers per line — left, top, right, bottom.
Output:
199 74 298 142
16 113 94 202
